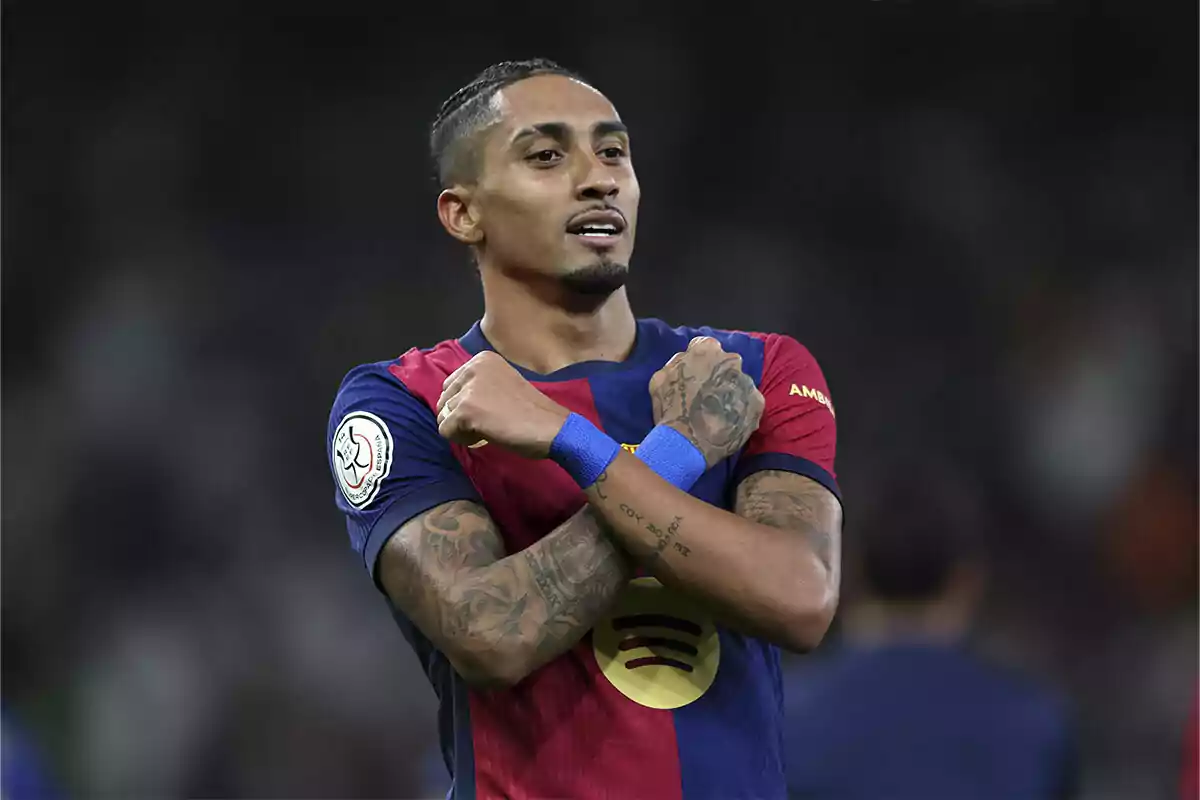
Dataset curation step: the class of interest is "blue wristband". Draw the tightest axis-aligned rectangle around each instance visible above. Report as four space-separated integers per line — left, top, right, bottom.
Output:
549 413 622 489
635 424 708 491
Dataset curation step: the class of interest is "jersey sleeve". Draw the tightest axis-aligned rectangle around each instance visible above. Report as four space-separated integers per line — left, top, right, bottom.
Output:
327 364 482 583
734 333 841 502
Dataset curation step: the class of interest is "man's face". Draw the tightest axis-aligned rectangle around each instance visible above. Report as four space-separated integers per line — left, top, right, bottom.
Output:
470 74 640 294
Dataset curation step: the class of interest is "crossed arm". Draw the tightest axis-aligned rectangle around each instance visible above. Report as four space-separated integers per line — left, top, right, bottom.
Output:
378 462 841 687
378 500 632 688
588 457 842 652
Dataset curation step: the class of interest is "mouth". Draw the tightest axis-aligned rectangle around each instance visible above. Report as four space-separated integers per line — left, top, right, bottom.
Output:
566 209 626 249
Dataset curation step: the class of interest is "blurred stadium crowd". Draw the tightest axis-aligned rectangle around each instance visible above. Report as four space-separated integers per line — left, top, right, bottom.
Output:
3 3 1196 798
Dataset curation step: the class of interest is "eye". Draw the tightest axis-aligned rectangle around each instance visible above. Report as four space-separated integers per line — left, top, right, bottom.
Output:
527 149 562 165
599 146 627 159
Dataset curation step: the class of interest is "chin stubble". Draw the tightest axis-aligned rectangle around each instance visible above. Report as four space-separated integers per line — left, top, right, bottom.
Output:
560 260 629 297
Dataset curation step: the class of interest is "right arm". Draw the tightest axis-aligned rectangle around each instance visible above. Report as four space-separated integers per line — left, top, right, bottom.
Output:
379 499 632 689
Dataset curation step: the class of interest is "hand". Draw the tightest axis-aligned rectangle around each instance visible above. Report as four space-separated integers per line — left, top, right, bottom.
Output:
649 336 765 468
436 352 571 459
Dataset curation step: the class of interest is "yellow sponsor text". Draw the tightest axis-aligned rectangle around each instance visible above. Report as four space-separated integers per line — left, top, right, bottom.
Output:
790 384 836 417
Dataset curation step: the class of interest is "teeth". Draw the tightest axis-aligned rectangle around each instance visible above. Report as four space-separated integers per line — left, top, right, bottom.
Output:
577 224 617 236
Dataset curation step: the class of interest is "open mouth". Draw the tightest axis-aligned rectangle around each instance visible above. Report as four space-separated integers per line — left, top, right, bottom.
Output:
566 210 626 245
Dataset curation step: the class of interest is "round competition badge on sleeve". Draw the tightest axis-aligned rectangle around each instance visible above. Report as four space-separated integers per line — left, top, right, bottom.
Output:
332 411 394 509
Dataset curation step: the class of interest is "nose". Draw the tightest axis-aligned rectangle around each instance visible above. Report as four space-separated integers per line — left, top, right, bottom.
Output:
576 156 619 202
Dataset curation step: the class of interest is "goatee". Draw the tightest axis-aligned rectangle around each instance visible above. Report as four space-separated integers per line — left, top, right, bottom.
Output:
560 260 629 297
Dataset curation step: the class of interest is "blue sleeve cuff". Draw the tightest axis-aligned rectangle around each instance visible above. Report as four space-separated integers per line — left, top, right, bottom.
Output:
733 453 842 505
362 479 482 587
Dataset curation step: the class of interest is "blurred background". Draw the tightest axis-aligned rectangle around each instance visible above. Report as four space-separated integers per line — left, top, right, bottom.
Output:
2 2 1196 798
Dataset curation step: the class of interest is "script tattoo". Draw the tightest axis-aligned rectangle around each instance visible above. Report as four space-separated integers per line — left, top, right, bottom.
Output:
619 501 689 563
378 499 632 680
594 470 610 501
735 470 841 576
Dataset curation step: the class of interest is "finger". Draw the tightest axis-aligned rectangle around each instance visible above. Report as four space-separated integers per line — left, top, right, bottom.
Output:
436 398 454 426
437 371 471 414
664 351 686 369
438 406 467 442
439 412 481 447
442 360 470 390
688 335 716 351
437 406 454 439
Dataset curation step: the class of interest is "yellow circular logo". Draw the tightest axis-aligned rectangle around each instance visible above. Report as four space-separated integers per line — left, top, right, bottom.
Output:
593 577 720 709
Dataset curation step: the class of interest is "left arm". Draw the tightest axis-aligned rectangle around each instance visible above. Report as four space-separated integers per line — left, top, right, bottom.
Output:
584 452 841 652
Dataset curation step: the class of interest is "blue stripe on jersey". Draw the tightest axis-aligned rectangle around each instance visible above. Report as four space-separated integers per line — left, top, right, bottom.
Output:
590 321 787 797
660 328 789 798
675 632 787 798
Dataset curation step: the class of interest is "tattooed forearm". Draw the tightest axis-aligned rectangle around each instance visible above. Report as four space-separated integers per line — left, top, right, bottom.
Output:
378 499 632 686
582 454 839 651
519 508 631 661
645 515 687 561
614 500 689 563
735 470 841 574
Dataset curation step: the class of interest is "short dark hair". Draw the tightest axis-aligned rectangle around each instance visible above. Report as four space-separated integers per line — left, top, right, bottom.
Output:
429 58 587 188
855 474 984 602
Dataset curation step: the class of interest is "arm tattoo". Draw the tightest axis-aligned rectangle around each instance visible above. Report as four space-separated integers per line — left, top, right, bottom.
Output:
616 501 689 564
735 470 842 574
520 511 630 659
379 499 632 680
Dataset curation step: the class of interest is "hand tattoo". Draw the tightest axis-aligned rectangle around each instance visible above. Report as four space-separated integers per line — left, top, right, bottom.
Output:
651 350 763 466
686 358 757 452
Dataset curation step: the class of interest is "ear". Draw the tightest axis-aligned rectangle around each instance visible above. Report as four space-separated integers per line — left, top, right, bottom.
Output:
437 187 484 246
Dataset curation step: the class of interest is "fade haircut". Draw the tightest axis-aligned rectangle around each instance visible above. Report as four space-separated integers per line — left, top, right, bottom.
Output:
429 58 587 188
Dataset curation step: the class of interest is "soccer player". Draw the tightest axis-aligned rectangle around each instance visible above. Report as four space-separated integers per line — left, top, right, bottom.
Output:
327 59 843 799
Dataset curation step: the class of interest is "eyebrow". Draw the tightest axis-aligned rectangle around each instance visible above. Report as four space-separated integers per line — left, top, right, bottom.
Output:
510 120 629 147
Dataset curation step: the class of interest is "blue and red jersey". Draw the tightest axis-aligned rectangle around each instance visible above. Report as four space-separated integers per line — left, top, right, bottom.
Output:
327 317 840 800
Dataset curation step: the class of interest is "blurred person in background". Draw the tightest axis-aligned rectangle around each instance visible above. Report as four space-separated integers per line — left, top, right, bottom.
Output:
782 472 1078 800
327 58 843 799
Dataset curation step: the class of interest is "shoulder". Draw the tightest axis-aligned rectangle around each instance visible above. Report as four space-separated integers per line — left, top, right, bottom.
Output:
327 337 476 455
332 337 473 413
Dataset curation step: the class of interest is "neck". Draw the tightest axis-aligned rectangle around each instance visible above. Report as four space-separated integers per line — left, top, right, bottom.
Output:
478 267 638 375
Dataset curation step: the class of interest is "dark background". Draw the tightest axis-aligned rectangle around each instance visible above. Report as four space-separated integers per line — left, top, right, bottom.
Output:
3 2 1196 798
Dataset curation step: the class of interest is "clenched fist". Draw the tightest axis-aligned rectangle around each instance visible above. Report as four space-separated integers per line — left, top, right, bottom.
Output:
649 336 764 468
436 351 571 458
